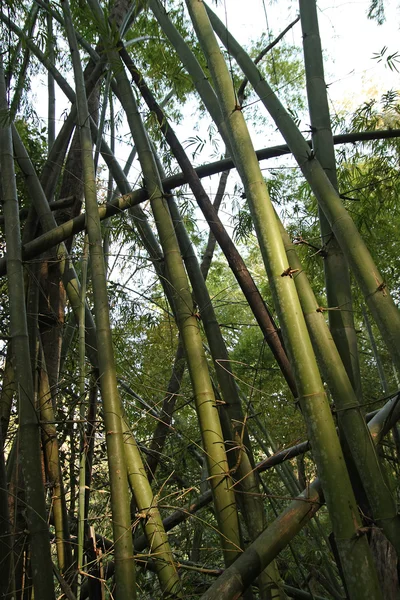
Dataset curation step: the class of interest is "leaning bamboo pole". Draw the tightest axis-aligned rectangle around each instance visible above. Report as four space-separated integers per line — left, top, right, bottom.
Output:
206 3 400 373
279 217 400 554
0 58 55 600
121 412 183 598
151 145 285 598
60 2 135 597
299 0 362 397
86 0 241 564
184 2 382 598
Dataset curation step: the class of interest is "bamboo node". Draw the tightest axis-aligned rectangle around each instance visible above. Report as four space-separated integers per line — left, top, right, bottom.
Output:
281 266 299 278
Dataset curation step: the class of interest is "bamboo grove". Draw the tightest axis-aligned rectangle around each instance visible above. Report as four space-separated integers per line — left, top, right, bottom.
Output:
0 0 400 598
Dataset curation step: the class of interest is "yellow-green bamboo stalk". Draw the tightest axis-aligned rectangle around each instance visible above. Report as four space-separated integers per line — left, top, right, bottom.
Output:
60 2 135 597
38 344 69 573
185 3 382 598
0 57 55 600
77 235 89 596
86 0 241 564
206 3 400 373
151 144 286 598
121 412 183 598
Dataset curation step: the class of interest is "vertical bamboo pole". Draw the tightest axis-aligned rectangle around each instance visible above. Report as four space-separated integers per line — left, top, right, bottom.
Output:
184 3 382 598
299 0 362 397
60 2 135 597
0 57 55 600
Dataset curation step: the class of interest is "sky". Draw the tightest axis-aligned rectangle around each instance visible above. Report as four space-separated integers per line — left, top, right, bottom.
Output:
211 0 399 112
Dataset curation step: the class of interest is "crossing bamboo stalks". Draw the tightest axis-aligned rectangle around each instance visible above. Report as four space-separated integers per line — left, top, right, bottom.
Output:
60 2 135 597
0 58 55 600
0 128 397 278
119 45 296 397
86 0 241 564
206 3 400 373
151 147 285 598
185 2 382 597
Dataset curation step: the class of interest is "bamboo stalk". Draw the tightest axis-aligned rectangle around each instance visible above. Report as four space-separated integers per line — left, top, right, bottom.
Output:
38 343 71 574
198 390 399 600
121 412 183 598
60 2 135 597
120 46 296 397
279 218 400 555
77 235 89 596
299 0 362 397
185 3 382 597
0 57 55 600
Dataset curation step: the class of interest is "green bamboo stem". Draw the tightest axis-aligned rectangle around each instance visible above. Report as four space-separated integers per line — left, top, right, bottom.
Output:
299 0 362 398
151 145 285 598
0 57 56 600
9 5 39 118
206 3 400 373
0 344 15 444
280 219 400 555
121 412 183 598
11 124 99 369
46 0 56 153
77 235 89 595
88 6 241 562
120 46 296 397
38 344 70 574
185 3 381 598
200 166 229 280
60 2 135 597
